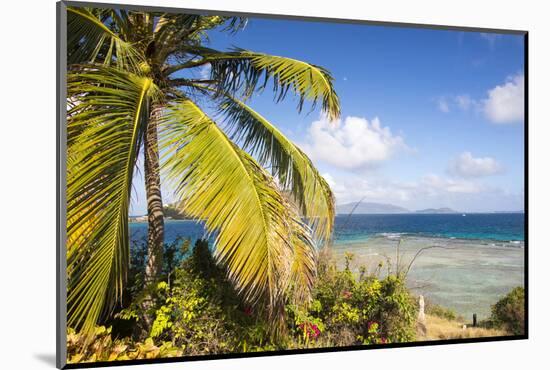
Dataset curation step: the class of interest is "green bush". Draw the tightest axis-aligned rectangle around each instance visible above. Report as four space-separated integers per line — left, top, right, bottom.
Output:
115 239 251 355
425 300 459 321
287 249 417 346
71 240 420 361
489 286 525 335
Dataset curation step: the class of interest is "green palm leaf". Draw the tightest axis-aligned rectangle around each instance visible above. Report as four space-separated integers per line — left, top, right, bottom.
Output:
219 95 335 241
207 49 340 121
153 16 247 65
67 7 141 69
288 209 318 305
66 66 159 334
160 99 296 316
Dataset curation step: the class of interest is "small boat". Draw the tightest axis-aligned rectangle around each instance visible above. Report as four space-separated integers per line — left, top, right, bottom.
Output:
462 214 466 216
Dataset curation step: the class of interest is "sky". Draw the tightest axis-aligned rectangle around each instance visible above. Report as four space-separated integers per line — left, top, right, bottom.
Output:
130 17 525 215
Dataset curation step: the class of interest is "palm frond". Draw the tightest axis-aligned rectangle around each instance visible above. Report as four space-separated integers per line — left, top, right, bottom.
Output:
107 8 131 41
288 209 317 306
219 95 335 241
153 15 247 64
153 14 201 40
159 99 295 316
66 66 159 334
208 49 340 121
67 7 141 69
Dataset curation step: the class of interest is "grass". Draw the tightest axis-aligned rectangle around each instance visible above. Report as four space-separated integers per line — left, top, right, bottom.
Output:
417 314 507 341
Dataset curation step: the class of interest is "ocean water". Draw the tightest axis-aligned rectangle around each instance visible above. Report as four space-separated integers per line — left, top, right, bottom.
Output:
333 213 524 245
130 213 525 246
129 213 525 319
130 219 209 246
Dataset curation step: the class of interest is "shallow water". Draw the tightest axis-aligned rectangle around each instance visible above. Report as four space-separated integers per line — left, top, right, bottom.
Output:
332 236 524 319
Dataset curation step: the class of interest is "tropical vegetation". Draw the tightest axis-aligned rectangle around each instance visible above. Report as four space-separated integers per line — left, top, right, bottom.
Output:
66 237 522 364
67 239 418 364
67 6 338 338
486 286 525 335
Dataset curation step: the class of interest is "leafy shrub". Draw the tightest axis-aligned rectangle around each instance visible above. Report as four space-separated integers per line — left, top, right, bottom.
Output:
72 240 420 361
286 249 417 346
115 239 250 355
488 286 525 335
425 300 460 321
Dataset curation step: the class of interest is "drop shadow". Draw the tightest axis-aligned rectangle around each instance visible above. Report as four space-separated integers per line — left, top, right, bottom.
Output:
34 353 57 367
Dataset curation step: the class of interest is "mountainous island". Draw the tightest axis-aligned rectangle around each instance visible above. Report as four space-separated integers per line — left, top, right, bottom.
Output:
336 202 459 215
336 202 410 214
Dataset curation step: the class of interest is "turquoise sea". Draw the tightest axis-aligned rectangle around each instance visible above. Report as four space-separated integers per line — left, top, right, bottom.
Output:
130 213 525 246
332 213 524 249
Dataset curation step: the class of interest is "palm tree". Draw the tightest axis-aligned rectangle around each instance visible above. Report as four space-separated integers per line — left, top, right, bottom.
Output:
66 6 340 335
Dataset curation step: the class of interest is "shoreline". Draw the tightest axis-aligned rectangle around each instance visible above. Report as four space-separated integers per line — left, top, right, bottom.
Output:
333 233 525 249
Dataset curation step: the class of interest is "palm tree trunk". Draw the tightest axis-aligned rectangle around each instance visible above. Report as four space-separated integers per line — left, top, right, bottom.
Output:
144 105 165 285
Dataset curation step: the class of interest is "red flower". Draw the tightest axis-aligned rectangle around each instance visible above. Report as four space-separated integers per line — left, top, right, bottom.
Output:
380 337 388 344
299 322 320 339
311 324 320 338
342 290 352 299
243 306 253 316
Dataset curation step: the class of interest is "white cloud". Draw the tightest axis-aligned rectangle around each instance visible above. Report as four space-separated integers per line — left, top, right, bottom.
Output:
438 97 450 113
325 172 487 207
323 171 522 212
435 74 524 124
448 152 503 178
455 94 475 111
437 94 478 113
323 174 415 205
322 173 347 195
482 73 524 124
421 174 483 193
302 115 407 170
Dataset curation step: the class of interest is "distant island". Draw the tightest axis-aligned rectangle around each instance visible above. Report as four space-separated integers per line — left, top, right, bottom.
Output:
336 202 410 214
130 202 520 219
336 202 462 215
415 207 458 214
